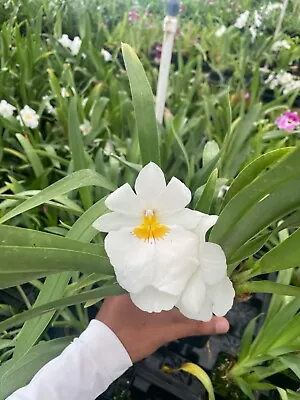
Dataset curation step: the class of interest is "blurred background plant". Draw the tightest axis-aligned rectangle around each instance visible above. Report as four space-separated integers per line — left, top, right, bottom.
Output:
0 0 300 399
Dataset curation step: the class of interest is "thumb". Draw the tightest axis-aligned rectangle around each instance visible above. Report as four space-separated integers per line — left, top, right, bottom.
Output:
168 316 229 342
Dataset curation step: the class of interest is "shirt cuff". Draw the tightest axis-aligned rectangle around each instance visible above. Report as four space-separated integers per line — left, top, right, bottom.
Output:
79 319 133 381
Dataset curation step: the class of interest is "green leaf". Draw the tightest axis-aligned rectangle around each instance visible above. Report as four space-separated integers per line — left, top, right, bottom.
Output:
222 104 262 178
236 281 300 297
280 354 300 379
0 225 103 256
0 337 72 399
0 284 124 333
255 229 300 275
203 141 219 167
265 269 294 324
16 133 44 178
122 43 160 166
195 169 218 213
0 246 111 277
238 315 261 362
0 169 114 224
250 298 300 357
211 146 300 248
12 197 108 360
228 232 271 266
235 378 255 400
222 148 292 207
68 97 92 210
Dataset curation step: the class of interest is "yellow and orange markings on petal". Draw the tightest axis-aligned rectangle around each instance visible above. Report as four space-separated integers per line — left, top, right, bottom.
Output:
133 209 169 241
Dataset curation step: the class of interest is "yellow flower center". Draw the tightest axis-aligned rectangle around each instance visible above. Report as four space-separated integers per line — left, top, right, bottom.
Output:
133 209 169 241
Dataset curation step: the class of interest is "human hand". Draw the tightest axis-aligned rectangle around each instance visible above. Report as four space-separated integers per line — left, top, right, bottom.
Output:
96 294 229 363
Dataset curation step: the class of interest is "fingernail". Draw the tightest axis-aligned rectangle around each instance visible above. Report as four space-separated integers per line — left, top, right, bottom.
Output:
215 318 229 334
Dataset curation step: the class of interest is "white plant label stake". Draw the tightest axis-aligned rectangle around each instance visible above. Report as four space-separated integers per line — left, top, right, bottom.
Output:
155 1 179 124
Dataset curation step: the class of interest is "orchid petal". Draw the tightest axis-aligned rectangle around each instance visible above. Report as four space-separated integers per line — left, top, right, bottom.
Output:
93 212 140 232
131 287 179 313
105 183 142 216
199 242 227 285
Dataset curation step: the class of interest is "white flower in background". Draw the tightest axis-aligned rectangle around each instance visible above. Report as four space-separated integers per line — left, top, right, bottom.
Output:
58 34 81 56
277 71 294 86
234 10 250 29
69 36 82 56
218 184 230 199
254 11 262 27
61 88 70 98
215 25 226 38
58 34 72 49
249 26 257 42
93 162 227 314
272 40 291 52
17 105 39 129
101 48 113 62
0 100 16 118
265 71 300 94
80 119 92 136
263 2 282 16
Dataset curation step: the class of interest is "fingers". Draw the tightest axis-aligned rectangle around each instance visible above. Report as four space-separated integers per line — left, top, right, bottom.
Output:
167 315 229 342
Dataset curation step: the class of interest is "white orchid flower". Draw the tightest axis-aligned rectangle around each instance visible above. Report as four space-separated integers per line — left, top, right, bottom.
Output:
17 105 39 129
92 162 216 313
69 36 82 56
0 100 16 118
58 34 72 50
80 119 92 136
234 10 250 29
101 49 113 62
176 214 234 321
215 26 226 38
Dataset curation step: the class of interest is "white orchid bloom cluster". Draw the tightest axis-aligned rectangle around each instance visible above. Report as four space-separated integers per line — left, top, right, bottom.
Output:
93 163 235 321
262 2 282 16
0 100 16 118
58 34 82 56
17 105 40 129
233 10 263 42
0 100 39 129
101 49 113 62
234 10 250 29
266 71 300 95
272 40 291 52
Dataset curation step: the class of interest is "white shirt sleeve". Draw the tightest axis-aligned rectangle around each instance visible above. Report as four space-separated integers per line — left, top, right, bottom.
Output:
7 320 133 400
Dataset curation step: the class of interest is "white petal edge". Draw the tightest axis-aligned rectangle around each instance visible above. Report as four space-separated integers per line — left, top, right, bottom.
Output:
195 214 218 242
156 177 191 215
105 183 142 216
160 209 206 231
176 271 206 319
92 212 140 232
199 242 227 285
209 276 235 316
130 287 179 313
134 162 166 202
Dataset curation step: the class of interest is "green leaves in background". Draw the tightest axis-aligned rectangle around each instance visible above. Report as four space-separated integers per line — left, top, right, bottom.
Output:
210 146 300 261
0 337 72 400
122 43 160 166
0 169 114 224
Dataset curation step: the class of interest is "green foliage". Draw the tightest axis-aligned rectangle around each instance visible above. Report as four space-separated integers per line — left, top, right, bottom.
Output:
0 0 299 397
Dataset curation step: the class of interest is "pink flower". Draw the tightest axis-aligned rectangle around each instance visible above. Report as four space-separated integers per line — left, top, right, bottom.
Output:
276 111 300 131
128 8 140 23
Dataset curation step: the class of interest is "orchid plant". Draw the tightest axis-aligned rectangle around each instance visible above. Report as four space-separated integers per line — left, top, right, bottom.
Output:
0 43 299 399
